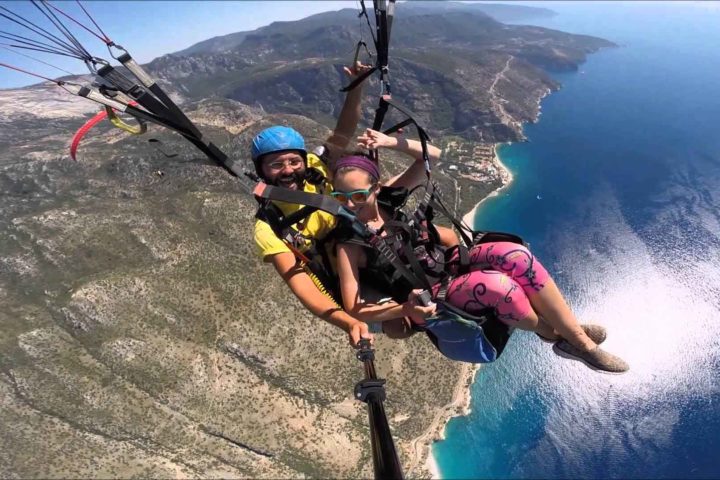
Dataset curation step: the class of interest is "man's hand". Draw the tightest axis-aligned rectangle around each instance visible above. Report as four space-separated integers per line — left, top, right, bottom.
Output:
347 320 374 348
343 61 372 82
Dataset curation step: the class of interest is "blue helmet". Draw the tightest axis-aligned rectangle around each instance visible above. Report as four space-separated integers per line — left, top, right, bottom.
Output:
251 125 307 163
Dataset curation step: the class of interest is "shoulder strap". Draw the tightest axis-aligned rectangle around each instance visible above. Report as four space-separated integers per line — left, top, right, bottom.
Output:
305 167 327 189
420 182 474 247
377 186 409 213
255 201 286 239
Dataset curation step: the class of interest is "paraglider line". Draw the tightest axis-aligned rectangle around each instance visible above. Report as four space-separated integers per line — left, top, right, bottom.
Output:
0 43 75 74
0 30 84 59
31 0 93 61
0 8 87 58
43 0 111 45
0 61 57 82
0 39 84 60
75 0 112 44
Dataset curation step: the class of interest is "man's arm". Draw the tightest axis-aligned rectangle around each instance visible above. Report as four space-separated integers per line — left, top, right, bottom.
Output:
436 225 459 248
270 251 370 347
324 62 371 160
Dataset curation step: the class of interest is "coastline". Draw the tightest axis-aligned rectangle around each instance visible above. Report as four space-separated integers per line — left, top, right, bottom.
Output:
462 143 515 231
407 363 479 478
410 87 546 479
414 143 515 479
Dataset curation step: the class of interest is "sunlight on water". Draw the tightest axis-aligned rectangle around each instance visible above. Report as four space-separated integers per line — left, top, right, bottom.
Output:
436 90 720 480
551 181 719 389
490 183 720 477
435 4 720 477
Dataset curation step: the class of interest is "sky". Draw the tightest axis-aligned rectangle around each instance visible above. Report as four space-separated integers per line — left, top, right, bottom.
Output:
0 1 354 89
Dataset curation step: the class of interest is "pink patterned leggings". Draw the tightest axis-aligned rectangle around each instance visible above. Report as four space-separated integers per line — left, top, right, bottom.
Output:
432 242 551 325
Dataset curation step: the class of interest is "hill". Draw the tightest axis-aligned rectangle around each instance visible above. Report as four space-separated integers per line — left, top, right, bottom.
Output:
152 2 612 143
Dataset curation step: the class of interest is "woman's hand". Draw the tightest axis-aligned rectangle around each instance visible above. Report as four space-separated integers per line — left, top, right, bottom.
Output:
357 128 398 151
402 289 437 326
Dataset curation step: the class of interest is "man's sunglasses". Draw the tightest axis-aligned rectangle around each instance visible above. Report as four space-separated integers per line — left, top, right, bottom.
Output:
331 187 374 204
265 158 304 171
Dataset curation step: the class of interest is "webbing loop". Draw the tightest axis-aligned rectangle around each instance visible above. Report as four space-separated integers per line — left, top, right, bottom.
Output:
105 105 147 135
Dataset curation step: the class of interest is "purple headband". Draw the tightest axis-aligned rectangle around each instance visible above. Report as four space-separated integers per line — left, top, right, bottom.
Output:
334 155 380 182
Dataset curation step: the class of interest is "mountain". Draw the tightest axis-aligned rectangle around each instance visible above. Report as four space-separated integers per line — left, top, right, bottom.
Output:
175 31 252 57
402 1 556 22
152 2 613 143
173 2 556 57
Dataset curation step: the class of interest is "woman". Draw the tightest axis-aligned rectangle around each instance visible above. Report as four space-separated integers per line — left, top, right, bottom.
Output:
333 128 629 373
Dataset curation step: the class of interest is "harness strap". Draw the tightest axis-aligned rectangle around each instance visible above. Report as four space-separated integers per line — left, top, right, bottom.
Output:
115 50 205 139
372 94 391 132
434 276 451 303
278 205 319 231
412 219 431 245
340 65 378 93
257 201 288 240
254 183 344 217
426 194 474 246
402 234 432 290
373 96 433 175
96 64 177 126
418 182 435 214
457 244 470 274
367 234 428 290
382 118 413 136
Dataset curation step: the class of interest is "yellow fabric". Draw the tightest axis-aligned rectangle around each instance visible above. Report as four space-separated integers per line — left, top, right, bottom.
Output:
254 152 337 261
105 106 147 134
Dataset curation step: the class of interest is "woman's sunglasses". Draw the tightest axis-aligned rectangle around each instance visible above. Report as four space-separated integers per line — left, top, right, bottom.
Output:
331 187 374 204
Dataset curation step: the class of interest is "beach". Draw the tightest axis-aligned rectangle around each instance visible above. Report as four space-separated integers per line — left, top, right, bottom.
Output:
406 144 515 479
461 144 514 230
406 363 479 478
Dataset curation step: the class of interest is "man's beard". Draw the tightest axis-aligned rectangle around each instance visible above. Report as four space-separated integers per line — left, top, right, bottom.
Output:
270 170 305 190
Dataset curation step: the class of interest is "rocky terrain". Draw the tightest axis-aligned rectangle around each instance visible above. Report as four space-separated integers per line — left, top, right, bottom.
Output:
0 93 494 478
0 2 614 478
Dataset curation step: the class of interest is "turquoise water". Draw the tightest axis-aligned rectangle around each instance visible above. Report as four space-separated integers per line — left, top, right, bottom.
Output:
434 3 720 478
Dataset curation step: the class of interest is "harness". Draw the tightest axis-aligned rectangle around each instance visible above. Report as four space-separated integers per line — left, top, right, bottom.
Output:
333 183 528 362
251 0 529 363
253 168 343 302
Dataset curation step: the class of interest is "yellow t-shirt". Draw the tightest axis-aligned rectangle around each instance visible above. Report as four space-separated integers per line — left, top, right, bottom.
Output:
254 152 337 261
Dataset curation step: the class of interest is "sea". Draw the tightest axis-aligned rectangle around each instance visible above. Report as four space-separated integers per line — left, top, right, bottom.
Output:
434 2 720 479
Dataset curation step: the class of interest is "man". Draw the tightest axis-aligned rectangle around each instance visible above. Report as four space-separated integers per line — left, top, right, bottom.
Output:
252 63 372 347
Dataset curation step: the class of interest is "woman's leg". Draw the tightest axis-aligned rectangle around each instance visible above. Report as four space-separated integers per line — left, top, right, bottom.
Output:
460 242 596 350
436 268 549 332
527 277 596 349
454 241 628 371
436 260 627 371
